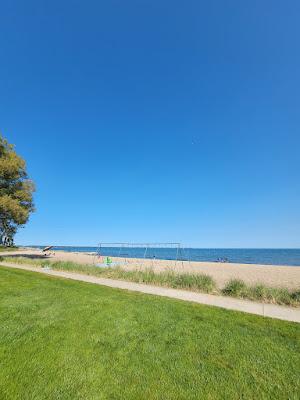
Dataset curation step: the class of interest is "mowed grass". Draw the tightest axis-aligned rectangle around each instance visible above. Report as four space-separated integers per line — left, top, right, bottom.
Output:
0 267 300 400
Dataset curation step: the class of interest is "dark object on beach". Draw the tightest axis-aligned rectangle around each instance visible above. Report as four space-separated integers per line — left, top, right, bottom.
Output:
216 257 229 263
43 246 53 252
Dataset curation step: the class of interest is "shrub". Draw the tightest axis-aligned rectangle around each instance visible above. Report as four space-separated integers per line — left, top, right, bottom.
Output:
171 273 216 293
222 279 247 297
291 290 300 303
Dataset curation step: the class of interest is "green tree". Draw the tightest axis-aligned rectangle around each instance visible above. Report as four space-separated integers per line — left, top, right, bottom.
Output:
0 135 35 246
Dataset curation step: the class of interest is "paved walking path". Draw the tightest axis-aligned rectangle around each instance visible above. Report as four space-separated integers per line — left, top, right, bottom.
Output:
1 262 299 323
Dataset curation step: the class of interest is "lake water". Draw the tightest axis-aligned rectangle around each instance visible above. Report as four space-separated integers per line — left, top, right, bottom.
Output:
28 246 300 266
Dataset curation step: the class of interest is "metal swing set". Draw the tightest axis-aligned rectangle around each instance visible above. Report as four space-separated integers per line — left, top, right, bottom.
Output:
95 242 189 267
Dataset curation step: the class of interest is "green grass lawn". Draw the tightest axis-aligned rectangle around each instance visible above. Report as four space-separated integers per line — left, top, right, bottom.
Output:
0 267 299 400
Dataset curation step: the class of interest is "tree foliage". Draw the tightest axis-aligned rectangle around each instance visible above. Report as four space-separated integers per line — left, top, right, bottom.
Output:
0 135 35 245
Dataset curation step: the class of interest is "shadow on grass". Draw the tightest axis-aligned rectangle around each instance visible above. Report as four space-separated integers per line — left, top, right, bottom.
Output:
0 253 51 260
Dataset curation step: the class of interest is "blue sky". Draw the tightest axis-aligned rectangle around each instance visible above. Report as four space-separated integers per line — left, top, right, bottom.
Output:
1 1 299 247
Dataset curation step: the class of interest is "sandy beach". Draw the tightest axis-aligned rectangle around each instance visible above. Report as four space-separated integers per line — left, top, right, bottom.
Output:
2 247 300 290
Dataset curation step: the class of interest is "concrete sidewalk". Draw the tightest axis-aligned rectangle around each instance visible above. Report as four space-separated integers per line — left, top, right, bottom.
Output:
1 262 299 323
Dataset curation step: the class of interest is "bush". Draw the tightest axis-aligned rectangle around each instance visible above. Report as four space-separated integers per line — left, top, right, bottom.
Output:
222 279 247 297
247 285 290 305
291 290 300 303
171 273 216 293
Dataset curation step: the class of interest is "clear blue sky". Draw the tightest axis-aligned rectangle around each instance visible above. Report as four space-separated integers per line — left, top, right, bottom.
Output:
1 1 299 248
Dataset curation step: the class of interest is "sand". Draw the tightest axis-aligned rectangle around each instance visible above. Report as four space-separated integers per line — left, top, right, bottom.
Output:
2 247 300 290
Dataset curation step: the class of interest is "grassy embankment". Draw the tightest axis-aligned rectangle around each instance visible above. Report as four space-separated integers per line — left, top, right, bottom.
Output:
0 266 299 399
0 246 18 252
1 256 300 307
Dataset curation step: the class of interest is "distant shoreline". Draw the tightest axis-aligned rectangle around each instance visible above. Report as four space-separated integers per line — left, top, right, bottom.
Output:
20 245 300 267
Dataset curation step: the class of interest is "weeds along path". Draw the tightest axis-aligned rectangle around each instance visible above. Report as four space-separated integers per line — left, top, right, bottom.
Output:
1 261 299 323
